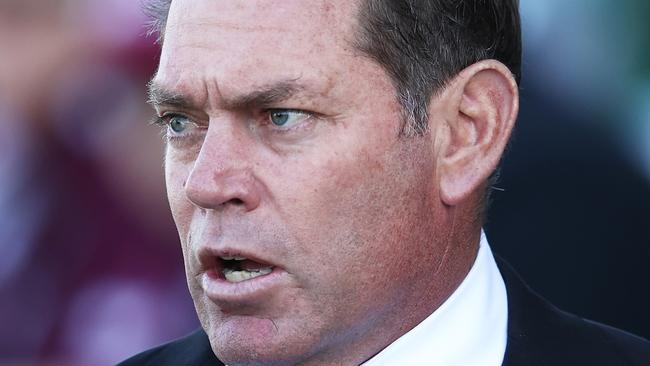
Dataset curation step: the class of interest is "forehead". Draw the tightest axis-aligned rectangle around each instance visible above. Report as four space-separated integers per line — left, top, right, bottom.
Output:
156 0 362 95
165 0 356 31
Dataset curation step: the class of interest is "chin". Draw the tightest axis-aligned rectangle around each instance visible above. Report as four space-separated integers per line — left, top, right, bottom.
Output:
205 314 317 366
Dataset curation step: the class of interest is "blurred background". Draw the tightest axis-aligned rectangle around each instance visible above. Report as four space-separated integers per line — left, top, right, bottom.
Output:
0 0 648 365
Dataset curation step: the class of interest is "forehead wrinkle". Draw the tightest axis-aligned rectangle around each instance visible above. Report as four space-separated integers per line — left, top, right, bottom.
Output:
222 79 307 110
170 18 292 37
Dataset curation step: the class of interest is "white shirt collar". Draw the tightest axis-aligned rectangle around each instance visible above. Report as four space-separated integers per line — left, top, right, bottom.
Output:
361 231 508 366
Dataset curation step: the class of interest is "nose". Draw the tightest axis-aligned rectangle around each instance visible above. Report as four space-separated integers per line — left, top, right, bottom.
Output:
183 123 262 212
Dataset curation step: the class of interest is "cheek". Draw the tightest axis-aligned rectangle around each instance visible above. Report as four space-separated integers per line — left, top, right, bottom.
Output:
165 157 193 236
283 150 403 272
284 139 434 287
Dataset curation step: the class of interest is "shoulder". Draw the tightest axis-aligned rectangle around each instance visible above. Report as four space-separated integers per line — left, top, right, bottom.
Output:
583 320 650 364
497 258 650 366
116 329 223 366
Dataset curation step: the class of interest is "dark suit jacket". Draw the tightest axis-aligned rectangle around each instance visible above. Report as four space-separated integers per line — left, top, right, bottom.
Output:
118 259 650 365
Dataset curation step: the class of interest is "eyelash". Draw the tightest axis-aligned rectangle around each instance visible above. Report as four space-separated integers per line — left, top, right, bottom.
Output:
149 114 173 128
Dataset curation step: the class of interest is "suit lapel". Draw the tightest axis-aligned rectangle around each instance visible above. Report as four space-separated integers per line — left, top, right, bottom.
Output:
497 258 561 366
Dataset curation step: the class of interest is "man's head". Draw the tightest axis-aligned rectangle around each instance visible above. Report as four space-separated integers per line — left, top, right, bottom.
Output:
146 0 520 364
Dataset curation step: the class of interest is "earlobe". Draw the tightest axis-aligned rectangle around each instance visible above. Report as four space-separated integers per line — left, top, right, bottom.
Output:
438 60 519 206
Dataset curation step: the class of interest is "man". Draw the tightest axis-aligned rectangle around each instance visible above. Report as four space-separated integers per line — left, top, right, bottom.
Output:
120 0 650 365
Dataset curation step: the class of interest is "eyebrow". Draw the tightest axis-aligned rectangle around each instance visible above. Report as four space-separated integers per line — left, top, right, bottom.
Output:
147 81 191 109
146 78 307 111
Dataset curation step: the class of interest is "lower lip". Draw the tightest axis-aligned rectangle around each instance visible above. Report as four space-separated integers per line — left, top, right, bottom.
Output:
200 267 287 304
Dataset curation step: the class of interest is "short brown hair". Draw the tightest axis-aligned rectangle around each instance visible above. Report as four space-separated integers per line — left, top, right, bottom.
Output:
354 0 520 135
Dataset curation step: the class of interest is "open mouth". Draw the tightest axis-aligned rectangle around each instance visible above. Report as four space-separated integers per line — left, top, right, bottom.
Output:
219 256 275 283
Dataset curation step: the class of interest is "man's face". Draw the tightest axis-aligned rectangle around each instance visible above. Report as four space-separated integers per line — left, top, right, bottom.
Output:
154 0 448 364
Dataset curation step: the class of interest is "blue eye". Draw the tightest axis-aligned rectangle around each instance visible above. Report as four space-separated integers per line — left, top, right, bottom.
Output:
269 110 309 128
168 115 191 134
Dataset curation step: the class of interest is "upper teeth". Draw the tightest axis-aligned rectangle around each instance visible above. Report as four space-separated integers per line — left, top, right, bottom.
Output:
220 256 247 261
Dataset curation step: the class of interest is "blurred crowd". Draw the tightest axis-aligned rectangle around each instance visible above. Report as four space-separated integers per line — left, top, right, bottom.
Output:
0 1 197 365
487 0 650 345
0 0 648 365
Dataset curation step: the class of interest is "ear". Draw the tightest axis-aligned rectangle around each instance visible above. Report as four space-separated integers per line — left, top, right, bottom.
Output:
436 60 519 206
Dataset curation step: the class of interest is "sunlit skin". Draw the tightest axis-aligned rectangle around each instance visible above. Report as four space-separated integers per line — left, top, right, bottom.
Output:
150 0 518 365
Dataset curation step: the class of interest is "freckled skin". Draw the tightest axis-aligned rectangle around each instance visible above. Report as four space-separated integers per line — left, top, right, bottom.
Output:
157 0 474 365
